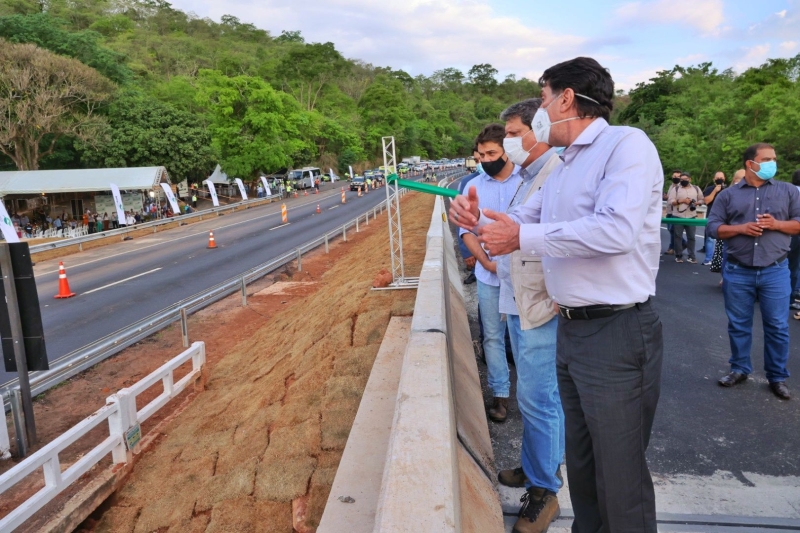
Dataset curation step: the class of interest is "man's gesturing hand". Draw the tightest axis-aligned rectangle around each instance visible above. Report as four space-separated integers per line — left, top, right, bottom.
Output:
740 222 764 237
477 209 521 256
449 185 480 230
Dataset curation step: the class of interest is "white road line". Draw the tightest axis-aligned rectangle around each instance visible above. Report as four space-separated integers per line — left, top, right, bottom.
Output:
36 194 338 276
269 223 291 231
328 205 338 210
82 268 162 295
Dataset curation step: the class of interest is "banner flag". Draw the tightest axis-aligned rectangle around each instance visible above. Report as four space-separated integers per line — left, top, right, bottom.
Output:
109 183 127 227
260 176 271 197
0 201 20 243
159 183 181 214
329 168 336 183
204 180 220 207
234 178 248 200
349 165 354 180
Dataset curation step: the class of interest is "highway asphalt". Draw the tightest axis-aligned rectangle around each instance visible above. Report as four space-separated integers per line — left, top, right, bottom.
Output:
1 174 460 388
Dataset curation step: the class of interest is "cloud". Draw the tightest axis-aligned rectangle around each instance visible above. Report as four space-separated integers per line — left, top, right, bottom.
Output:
734 43 771 72
779 41 799 53
615 0 724 35
168 0 599 79
675 53 708 65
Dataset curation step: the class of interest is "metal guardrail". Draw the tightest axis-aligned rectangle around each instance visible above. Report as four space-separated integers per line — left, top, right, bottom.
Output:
26 193 285 254
0 341 206 532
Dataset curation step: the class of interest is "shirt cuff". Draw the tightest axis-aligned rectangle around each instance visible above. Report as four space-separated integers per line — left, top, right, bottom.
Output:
474 210 491 232
519 223 546 256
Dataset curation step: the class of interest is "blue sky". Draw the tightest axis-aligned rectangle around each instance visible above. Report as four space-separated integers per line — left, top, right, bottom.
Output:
167 0 800 91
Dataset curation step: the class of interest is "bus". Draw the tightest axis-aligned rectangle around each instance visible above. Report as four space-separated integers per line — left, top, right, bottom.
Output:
288 167 322 189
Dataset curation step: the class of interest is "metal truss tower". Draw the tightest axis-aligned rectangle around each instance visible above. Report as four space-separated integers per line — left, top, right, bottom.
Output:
381 136 418 289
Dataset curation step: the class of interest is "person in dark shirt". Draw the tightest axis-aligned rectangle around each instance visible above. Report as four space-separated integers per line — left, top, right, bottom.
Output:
707 143 800 400
789 169 800 310
702 171 726 265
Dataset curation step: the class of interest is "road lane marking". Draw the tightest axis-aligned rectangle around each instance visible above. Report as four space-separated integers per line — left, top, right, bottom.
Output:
35 194 341 276
268 223 291 231
82 268 162 295
328 205 338 210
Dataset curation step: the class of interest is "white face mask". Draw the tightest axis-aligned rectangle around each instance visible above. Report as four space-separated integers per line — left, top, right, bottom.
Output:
531 92 601 144
503 129 538 166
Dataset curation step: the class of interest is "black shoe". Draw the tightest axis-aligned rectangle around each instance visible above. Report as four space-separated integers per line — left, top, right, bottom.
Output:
770 382 791 400
464 271 476 284
718 371 748 387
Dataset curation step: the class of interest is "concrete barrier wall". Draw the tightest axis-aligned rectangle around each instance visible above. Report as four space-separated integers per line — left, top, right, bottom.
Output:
373 196 503 532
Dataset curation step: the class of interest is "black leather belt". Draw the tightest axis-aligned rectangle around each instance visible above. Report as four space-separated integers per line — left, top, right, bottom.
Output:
728 254 788 269
558 299 648 320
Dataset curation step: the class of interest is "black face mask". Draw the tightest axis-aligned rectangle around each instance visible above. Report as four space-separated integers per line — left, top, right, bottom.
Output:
482 155 508 177
671 177 681 184
680 180 690 187
714 179 724 185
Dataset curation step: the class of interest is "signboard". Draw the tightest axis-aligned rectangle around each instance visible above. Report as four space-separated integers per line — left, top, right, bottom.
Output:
0 201 19 243
204 180 220 207
109 184 127 228
329 168 336 183
125 423 142 451
178 179 189 198
260 176 271 197
234 178 248 200
349 165 354 180
94 193 143 217
160 183 181 214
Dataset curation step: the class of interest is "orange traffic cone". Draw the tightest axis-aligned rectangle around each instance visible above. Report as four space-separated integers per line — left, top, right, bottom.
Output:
304 189 308 196
281 203 288 223
294 191 298 198
316 204 321 214
358 187 362 197
341 188 346 204
207 230 217 249
54 261 76 299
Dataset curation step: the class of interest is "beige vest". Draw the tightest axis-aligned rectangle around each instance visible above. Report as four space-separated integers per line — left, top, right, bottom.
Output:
510 152 562 330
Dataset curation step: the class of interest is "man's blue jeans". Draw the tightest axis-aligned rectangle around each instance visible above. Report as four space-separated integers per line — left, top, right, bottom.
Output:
476 280 509 398
703 234 715 261
507 315 564 493
722 259 791 383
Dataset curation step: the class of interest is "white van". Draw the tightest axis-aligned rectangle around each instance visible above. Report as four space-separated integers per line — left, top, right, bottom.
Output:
288 167 321 189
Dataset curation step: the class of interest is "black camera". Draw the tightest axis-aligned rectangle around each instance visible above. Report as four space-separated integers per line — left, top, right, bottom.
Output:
689 199 697 211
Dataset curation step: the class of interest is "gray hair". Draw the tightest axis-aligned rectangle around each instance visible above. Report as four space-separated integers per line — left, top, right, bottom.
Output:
499 98 543 127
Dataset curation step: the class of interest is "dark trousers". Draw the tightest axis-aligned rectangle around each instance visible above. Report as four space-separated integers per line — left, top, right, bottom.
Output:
673 222 696 260
557 300 663 533
788 235 800 294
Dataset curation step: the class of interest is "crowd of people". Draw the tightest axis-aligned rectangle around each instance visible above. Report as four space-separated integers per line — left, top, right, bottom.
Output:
450 56 797 533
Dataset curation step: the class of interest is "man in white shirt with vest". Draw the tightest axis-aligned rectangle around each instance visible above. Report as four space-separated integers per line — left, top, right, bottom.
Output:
451 57 664 533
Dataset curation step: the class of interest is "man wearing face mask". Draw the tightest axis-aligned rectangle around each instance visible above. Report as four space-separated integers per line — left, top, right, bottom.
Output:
707 144 800 401
668 172 705 263
491 98 565 533
458 124 523 423
702 171 727 265
449 57 664 533
665 169 684 255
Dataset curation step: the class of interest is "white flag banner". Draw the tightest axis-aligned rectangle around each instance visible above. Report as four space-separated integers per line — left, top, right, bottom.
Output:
260 176 271 197
160 183 181 214
234 178 248 200
0 201 20 243
329 168 336 183
109 183 127 228
204 179 220 207
349 165 354 180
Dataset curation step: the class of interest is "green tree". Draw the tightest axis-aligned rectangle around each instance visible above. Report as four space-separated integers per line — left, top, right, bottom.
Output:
277 41 349 111
79 90 215 179
0 39 115 170
468 63 498 94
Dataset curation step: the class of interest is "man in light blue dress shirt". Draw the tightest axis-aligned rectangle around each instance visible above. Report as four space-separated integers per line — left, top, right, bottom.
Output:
450 57 664 533
458 124 523 423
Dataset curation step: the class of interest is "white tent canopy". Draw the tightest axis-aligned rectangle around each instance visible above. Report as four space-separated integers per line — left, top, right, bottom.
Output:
0 166 170 196
207 164 232 185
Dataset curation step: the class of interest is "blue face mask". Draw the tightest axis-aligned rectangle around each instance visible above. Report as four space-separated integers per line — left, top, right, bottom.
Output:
752 160 777 180
476 163 484 174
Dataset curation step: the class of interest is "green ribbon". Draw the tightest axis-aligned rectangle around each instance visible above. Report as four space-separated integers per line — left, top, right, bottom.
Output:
387 174 459 198
662 218 707 226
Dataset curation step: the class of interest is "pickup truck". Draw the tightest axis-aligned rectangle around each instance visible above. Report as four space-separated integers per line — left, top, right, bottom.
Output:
350 176 366 191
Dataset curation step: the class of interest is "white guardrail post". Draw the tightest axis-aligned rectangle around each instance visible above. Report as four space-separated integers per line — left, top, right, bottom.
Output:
0 342 206 532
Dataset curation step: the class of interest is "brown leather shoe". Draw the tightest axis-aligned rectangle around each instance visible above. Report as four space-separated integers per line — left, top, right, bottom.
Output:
512 487 560 533
488 397 508 422
718 371 748 387
499 466 527 488
770 382 791 400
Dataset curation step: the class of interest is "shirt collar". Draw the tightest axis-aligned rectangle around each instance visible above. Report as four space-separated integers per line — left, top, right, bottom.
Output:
559 118 608 163
480 163 522 183
738 177 774 188
523 147 558 180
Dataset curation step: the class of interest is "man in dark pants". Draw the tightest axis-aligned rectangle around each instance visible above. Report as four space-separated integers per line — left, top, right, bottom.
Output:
450 57 664 532
788 169 800 309
664 169 684 255
707 144 799 400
